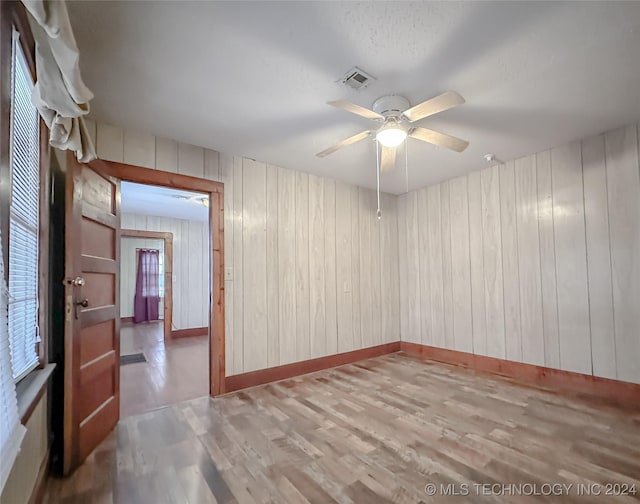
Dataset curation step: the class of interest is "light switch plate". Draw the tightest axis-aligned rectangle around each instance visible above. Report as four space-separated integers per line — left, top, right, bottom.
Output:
225 267 233 281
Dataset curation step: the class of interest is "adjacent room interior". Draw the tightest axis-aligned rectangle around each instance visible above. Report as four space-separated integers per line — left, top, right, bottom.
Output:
0 1 639 503
118 182 210 417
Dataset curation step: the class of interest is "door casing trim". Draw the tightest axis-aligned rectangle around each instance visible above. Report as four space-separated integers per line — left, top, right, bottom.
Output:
120 229 173 343
89 158 226 397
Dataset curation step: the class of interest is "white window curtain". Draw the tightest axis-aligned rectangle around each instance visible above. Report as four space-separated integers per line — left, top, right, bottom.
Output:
0 228 27 493
21 0 96 162
8 29 41 382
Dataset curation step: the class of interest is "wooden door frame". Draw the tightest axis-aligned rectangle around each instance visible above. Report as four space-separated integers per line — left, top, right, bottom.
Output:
89 158 226 396
120 229 173 343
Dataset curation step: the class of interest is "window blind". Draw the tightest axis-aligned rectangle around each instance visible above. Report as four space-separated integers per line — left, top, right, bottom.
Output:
7 29 40 382
0 228 27 492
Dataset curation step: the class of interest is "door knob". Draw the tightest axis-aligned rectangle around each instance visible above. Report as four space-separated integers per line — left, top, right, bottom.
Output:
65 276 86 287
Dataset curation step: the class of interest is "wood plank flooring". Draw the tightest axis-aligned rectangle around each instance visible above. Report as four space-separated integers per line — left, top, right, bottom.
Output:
45 353 640 503
120 321 208 417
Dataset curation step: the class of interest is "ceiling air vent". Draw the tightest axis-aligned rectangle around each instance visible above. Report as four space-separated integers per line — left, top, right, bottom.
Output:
340 66 375 90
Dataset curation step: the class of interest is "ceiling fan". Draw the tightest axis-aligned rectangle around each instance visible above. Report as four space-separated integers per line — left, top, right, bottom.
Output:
316 91 469 172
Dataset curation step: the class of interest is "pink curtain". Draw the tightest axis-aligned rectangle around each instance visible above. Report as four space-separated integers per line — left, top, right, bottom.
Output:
133 249 160 323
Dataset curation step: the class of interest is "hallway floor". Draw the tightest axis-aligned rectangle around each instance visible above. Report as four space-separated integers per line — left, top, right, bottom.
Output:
120 321 208 417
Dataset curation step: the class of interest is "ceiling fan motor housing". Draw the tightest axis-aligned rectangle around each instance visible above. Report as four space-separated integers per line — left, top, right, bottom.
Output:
372 95 411 118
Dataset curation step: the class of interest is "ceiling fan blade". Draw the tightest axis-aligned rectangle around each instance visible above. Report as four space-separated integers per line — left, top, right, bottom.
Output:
316 130 372 158
380 146 396 173
409 127 469 152
328 100 384 121
402 91 465 123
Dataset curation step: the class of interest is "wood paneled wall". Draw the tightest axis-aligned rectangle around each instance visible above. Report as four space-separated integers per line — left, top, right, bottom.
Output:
120 236 165 320
120 213 208 331
1 393 48 504
398 123 640 384
87 121 401 376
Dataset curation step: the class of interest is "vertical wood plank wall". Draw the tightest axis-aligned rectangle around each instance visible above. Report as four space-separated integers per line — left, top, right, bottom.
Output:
88 121 401 376
120 214 208 330
397 123 640 384
0 393 48 504
89 119 639 384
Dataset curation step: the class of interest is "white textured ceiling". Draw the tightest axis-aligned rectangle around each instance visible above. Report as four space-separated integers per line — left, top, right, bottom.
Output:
68 1 640 194
121 182 208 222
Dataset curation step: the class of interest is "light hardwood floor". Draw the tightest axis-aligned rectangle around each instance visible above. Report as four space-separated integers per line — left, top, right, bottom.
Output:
45 353 640 503
120 321 208 417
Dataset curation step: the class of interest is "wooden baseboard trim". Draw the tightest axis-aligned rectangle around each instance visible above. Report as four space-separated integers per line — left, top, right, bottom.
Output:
28 447 50 504
171 327 208 339
400 342 640 407
225 342 401 393
122 317 165 325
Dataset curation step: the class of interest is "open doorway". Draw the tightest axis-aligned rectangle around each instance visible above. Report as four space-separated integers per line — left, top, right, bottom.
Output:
89 158 226 402
49 155 224 473
118 181 210 417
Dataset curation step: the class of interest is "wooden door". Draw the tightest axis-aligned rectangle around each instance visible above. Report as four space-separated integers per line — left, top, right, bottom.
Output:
63 152 120 475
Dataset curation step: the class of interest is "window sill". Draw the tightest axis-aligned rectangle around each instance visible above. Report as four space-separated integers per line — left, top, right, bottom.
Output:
16 363 55 425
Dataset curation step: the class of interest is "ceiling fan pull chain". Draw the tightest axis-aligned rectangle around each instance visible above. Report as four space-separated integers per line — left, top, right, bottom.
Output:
405 138 409 194
376 140 382 220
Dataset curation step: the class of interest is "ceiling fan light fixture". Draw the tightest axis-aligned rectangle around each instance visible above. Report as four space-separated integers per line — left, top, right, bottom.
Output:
319 91 468 159
376 125 407 148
